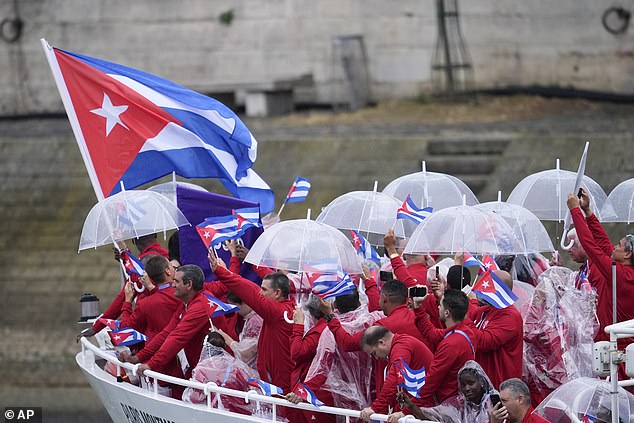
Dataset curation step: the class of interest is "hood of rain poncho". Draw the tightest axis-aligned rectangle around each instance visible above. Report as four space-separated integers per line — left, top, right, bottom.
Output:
535 377 634 423
416 360 498 423
523 266 597 400
303 303 383 409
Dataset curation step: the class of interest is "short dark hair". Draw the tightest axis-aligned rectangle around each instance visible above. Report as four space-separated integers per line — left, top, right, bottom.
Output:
500 378 531 405
263 272 290 298
205 331 226 349
144 255 169 284
380 280 408 305
441 289 469 321
178 264 204 291
447 265 471 290
168 231 180 263
226 291 243 305
335 288 360 314
494 255 515 273
360 325 391 348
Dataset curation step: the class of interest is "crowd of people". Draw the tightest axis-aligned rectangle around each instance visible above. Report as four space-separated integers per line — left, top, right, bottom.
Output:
78 189 634 422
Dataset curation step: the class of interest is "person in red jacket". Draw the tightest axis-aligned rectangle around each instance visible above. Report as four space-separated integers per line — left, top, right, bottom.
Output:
471 270 523 389
119 255 181 341
121 265 211 399
492 378 548 423
208 251 296 394
413 289 477 406
358 326 434 421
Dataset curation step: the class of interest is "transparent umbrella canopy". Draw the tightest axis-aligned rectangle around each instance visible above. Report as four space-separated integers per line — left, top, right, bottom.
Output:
147 181 208 204
404 204 523 255
79 189 189 251
535 377 634 423
476 193 554 253
507 160 615 222
383 161 479 211
316 182 408 245
244 214 362 274
602 178 634 223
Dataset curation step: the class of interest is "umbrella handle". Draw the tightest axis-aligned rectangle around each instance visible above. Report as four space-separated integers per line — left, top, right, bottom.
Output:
560 227 574 250
133 281 146 293
283 310 294 324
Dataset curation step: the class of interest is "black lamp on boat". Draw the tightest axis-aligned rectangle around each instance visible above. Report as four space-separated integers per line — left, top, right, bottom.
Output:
79 292 100 322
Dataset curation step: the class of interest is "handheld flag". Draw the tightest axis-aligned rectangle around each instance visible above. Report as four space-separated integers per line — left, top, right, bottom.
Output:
284 177 311 204
41 40 274 212
350 230 381 265
395 359 426 398
294 383 325 407
247 378 284 397
309 271 356 299
396 195 433 224
108 328 148 346
98 318 121 331
121 250 144 278
578 267 592 292
202 292 239 318
479 254 499 275
195 215 240 248
233 207 261 234
472 269 518 309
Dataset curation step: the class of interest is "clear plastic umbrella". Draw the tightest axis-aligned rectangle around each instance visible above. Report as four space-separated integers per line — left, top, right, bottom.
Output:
316 181 408 244
244 211 362 275
534 377 634 423
383 161 479 211
507 159 615 222
476 192 554 253
79 187 190 251
404 204 523 255
602 178 634 223
147 180 208 204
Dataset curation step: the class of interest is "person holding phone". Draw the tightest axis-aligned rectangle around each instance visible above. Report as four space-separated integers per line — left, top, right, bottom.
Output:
491 378 547 423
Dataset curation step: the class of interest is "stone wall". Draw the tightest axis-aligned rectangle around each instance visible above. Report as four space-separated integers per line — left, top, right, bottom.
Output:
1 0 633 115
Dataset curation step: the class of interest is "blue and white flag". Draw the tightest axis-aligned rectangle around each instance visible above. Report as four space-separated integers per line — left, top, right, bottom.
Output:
202 292 240 318
462 252 484 270
472 269 518 309
396 359 426 398
196 215 241 249
42 40 274 212
350 230 381 266
233 207 261 234
396 195 433 224
108 327 148 347
310 271 356 299
121 250 144 277
295 383 325 407
284 177 311 204
247 378 284 397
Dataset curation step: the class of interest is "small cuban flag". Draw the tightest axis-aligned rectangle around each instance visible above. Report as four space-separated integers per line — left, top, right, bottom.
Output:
472 269 518 309
350 230 381 265
202 292 239 318
396 195 433 224
479 254 499 275
294 383 325 407
98 318 121 331
579 267 592 292
233 207 261 235
247 378 284 397
108 327 148 347
309 271 356 300
396 358 426 398
284 177 311 204
462 252 484 269
121 250 144 277
196 215 240 249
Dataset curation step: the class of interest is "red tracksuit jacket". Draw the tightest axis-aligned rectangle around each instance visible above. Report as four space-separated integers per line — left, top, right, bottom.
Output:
119 284 181 341
213 266 296 391
472 304 523 389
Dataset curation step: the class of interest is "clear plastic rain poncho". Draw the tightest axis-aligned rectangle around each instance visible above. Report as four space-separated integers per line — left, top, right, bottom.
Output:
182 342 257 415
523 266 597 404
303 304 383 411
413 361 498 423
228 311 263 371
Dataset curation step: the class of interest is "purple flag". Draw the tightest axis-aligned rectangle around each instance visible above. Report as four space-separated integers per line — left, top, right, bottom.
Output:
177 186 263 283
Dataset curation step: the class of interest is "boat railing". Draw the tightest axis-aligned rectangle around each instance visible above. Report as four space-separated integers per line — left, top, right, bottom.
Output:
80 337 433 423
603 318 634 423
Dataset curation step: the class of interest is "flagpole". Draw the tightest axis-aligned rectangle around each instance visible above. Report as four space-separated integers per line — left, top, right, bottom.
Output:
40 38 105 201
277 200 287 219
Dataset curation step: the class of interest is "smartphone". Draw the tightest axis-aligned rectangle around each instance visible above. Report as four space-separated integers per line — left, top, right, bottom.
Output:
409 285 428 298
490 393 501 407
577 188 583 198
435 266 439 279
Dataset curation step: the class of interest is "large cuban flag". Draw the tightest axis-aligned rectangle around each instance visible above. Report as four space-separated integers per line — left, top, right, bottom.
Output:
41 39 274 213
